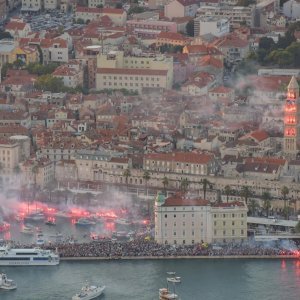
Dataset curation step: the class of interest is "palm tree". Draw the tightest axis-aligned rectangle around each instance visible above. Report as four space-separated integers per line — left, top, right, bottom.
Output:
143 170 150 196
249 199 258 216
262 191 271 218
281 186 289 212
200 178 211 200
240 186 252 206
32 165 39 201
123 168 131 193
143 170 151 217
180 178 189 193
162 176 169 195
224 185 231 203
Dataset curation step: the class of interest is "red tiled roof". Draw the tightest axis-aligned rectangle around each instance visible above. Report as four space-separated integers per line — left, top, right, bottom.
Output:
176 0 198 6
162 193 209 207
97 68 168 76
5 21 27 31
145 152 214 164
249 130 269 142
209 86 232 94
244 157 286 166
157 31 188 41
76 6 125 15
212 201 245 208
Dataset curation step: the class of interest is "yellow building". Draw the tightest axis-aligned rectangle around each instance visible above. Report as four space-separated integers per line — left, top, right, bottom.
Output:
96 51 173 94
9 46 39 65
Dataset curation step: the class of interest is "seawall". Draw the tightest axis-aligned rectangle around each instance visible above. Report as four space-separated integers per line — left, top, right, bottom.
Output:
60 255 299 261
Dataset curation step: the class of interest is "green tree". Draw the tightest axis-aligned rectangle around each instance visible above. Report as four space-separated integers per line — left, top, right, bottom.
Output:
281 186 289 212
295 221 300 233
200 178 211 200
143 170 150 196
1 63 12 80
224 185 232 203
123 168 131 193
115 2 122 8
262 191 271 217
76 18 85 24
249 199 258 216
35 75 65 93
180 178 189 193
186 19 194 37
0 30 12 40
13 165 21 176
162 176 169 195
240 186 252 206
259 37 276 51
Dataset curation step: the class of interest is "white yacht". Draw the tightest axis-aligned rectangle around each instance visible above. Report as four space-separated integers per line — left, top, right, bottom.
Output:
167 277 181 283
0 246 59 266
0 273 17 290
72 282 105 300
115 218 131 226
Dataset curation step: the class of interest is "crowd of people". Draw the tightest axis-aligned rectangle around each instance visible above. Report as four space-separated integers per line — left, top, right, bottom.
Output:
37 237 299 258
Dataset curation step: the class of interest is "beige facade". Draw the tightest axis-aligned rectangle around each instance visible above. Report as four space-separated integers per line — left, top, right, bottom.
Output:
21 0 42 11
75 7 127 25
44 0 60 10
197 6 255 28
0 140 20 185
88 0 105 8
155 192 247 245
96 51 173 93
211 203 248 243
144 152 218 176
164 0 199 19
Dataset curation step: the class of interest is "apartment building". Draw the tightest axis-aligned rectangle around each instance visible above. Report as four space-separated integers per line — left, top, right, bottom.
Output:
126 20 177 39
74 148 130 182
44 0 60 10
164 0 199 19
88 0 105 8
155 192 247 245
194 16 229 37
197 5 255 28
75 6 127 25
144 152 218 176
96 51 173 94
0 139 20 185
21 0 42 11
211 202 247 243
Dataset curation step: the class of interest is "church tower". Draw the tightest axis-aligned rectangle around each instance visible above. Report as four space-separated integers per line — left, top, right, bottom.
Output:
283 76 300 159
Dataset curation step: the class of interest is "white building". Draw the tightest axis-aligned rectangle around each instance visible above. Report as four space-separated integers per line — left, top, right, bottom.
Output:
44 0 60 10
155 192 213 245
155 192 248 245
194 16 229 37
21 0 42 11
88 0 105 8
283 0 300 19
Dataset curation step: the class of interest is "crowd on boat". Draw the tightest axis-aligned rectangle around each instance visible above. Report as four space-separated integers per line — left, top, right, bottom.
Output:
35 238 299 258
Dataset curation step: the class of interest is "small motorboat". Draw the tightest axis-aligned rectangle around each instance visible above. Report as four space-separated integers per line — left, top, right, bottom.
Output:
166 272 176 275
115 218 131 226
0 273 17 290
72 282 105 300
20 225 34 235
159 288 178 300
167 277 181 283
75 218 96 226
45 220 56 226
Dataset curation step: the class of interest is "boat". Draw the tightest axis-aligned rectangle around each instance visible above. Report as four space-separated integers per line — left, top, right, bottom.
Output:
55 211 70 218
45 220 56 226
159 288 179 300
166 272 176 275
72 282 105 300
167 277 181 283
20 225 34 235
36 232 45 245
0 273 17 290
25 212 45 222
75 218 96 226
115 218 131 226
0 246 59 266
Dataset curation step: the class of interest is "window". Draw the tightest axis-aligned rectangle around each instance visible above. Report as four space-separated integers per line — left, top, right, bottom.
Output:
241 229 244 235
241 214 244 217
174 222 176 227
174 214 176 218
164 214 167 218
214 221 217 226
232 214 235 218
214 230 217 235
223 214 226 218
223 230 226 236
192 222 194 226
232 221 235 226
223 221 226 226
214 214 217 218
232 230 235 235
174 231 176 236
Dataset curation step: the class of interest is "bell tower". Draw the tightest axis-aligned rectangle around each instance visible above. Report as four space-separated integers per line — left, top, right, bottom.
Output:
283 76 300 159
